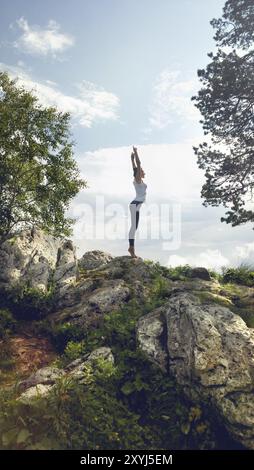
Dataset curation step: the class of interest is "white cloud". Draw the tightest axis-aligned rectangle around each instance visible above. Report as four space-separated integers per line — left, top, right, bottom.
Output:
0 63 120 128
168 249 229 271
13 17 74 57
167 254 188 266
193 249 229 270
148 69 200 129
234 242 254 264
77 81 120 126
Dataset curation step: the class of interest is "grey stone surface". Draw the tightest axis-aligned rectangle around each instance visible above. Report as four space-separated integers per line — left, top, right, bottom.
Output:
79 250 113 270
137 292 254 449
0 227 78 293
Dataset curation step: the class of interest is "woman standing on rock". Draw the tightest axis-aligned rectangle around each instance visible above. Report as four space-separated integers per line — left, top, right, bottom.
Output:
128 146 147 258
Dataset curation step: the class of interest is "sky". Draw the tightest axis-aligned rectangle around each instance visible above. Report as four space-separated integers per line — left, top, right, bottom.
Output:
1 0 254 270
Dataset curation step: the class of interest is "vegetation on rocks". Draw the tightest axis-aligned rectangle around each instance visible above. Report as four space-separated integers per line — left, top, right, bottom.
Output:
0 259 246 450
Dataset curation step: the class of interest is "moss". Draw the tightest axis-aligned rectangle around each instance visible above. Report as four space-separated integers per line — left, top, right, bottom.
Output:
194 290 233 308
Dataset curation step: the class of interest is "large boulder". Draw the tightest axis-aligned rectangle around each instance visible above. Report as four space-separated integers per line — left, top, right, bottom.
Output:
0 228 78 293
136 291 254 449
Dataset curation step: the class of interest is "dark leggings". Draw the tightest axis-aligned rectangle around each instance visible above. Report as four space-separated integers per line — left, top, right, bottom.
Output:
129 200 143 247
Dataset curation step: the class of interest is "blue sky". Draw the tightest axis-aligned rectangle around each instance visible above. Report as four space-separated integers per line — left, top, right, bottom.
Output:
1 0 254 269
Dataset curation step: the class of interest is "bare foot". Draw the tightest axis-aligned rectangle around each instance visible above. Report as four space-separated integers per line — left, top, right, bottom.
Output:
128 247 137 258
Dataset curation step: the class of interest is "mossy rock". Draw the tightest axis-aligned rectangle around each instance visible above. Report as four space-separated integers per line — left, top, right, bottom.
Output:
193 290 233 308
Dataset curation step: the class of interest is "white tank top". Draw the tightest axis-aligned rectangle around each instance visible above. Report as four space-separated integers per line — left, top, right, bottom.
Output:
133 180 147 202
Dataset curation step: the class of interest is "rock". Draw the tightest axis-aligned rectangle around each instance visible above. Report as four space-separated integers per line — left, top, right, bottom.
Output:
0 227 79 293
189 267 211 281
17 347 114 402
107 256 156 284
79 250 113 270
64 347 114 373
137 306 168 373
136 291 254 449
18 366 65 392
53 240 78 291
169 278 220 294
69 347 114 380
0 228 60 292
54 278 95 310
87 280 130 313
52 279 130 328
64 356 90 371
18 384 54 404
86 346 114 364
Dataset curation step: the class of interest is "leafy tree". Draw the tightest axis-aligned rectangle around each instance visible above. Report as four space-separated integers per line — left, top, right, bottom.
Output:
192 0 254 228
0 72 86 243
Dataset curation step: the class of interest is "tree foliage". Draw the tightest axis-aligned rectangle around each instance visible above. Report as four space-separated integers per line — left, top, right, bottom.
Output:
192 0 254 228
0 72 86 243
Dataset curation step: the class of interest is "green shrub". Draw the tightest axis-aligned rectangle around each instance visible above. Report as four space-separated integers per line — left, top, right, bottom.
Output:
221 263 254 287
144 260 193 280
167 264 193 280
0 359 156 450
56 340 86 367
207 269 221 281
4 285 55 320
33 320 87 353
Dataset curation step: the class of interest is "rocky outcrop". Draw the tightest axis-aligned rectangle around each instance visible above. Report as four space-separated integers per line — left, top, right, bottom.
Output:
18 347 114 403
51 279 131 328
2 231 254 449
51 254 157 327
79 250 113 270
53 240 77 293
0 228 78 293
137 291 254 449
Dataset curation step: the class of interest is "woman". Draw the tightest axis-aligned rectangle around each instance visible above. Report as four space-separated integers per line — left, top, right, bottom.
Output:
128 146 147 258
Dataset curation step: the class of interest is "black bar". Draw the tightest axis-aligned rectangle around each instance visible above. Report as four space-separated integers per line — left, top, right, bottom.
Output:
0 450 253 466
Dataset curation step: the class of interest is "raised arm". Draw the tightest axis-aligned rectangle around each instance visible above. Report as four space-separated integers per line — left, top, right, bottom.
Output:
133 146 142 183
131 151 136 172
